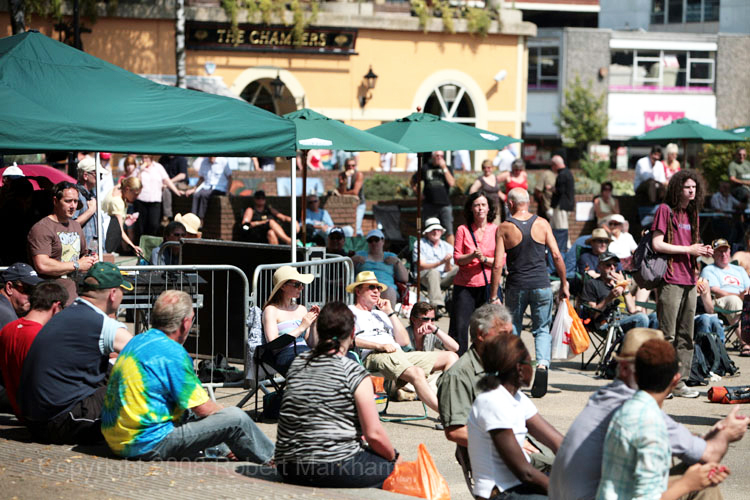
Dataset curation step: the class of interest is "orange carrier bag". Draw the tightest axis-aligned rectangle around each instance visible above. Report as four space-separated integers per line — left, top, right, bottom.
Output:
566 299 590 355
383 443 450 500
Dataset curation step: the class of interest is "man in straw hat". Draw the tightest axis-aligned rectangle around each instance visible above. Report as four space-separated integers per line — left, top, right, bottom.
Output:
414 217 457 311
578 228 619 279
550 328 748 500
347 271 457 412
19 262 134 444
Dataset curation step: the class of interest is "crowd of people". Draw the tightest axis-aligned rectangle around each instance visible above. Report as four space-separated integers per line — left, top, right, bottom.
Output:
3 144 750 499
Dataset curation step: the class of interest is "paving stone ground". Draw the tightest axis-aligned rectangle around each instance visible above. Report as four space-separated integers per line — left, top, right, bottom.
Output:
3 316 750 499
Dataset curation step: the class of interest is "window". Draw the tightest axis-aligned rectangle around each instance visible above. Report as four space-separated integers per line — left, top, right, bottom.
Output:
423 83 476 124
528 46 559 90
651 0 719 24
609 49 715 91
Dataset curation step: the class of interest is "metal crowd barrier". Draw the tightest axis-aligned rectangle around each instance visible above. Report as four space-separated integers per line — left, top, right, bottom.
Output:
251 256 355 308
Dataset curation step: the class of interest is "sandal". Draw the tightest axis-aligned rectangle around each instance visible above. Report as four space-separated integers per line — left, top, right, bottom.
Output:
739 345 750 357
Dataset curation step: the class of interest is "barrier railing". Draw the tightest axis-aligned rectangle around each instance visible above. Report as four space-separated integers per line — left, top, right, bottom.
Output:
251 256 355 308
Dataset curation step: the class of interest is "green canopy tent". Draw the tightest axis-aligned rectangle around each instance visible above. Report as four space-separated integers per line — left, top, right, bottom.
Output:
367 112 521 300
283 108 411 245
0 31 297 157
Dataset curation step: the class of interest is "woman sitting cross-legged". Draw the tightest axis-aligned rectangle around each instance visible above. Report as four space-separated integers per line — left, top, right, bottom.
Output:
262 266 319 375
468 334 563 500
275 301 400 488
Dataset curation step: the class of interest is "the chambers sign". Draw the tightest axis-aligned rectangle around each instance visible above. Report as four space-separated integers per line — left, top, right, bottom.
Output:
187 22 357 54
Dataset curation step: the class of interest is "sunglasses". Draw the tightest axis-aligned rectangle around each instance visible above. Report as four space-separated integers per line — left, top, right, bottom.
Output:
286 280 304 289
419 316 435 322
366 284 381 291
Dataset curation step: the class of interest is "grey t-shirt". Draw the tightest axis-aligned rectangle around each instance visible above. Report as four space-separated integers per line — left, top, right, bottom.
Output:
548 379 705 500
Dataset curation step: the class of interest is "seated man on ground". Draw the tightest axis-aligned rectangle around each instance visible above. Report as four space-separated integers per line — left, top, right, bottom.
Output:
18 262 134 444
579 252 653 333
700 238 750 354
596 339 728 500
407 302 459 354
348 271 454 413
240 190 296 245
549 328 747 500
413 218 458 312
102 290 273 463
0 281 68 419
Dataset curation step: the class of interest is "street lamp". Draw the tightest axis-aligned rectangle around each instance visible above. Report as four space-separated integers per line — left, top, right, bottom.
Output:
271 72 284 99
359 66 378 107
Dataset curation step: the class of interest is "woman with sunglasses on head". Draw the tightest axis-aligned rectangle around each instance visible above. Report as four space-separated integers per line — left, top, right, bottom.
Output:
407 302 458 353
262 266 320 375
352 229 408 305
449 192 499 356
467 334 562 500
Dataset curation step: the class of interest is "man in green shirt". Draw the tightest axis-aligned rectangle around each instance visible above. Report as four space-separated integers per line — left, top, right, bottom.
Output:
728 147 750 202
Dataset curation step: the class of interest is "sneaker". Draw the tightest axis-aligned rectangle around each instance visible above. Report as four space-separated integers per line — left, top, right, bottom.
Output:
530 365 548 398
672 381 700 398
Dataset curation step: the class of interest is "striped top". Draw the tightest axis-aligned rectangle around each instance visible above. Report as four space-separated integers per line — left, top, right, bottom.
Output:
275 319 308 352
274 351 370 464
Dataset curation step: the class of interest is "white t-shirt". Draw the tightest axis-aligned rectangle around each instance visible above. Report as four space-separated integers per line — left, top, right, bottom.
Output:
634 156 666 190
467 384 538 498
349 305 399 359
493 148 516 172
608 232 638 259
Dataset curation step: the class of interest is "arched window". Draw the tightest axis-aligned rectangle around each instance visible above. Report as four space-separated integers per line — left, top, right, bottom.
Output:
422 83 476 125
240 79 297 115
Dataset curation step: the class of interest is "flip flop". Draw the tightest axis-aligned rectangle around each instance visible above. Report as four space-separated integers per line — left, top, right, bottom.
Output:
739 346 750 357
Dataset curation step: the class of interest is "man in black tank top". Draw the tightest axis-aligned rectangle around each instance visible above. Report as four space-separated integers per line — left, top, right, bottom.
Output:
489 188 569 398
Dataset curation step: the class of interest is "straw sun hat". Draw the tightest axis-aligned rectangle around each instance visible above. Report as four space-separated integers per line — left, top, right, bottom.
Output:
263 266 314 308
613 328 664 362
174 213 201 235
346 271 388 294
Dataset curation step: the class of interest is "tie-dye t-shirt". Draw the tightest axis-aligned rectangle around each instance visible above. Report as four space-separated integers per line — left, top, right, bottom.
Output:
101 329 209 457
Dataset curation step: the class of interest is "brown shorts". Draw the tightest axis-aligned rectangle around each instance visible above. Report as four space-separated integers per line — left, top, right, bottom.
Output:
363 350 439 384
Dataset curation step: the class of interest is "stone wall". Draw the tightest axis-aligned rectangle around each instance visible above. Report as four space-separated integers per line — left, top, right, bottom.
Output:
716 35 750 129
563 28 612 112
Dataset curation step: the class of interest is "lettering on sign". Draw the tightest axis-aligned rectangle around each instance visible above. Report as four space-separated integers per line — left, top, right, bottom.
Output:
187 22 357 54
644 111 685 132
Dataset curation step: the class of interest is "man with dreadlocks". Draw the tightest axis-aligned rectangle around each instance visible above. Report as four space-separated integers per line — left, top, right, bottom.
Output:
650 170 713 398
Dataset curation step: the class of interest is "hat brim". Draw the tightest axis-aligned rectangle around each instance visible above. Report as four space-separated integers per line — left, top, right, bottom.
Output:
585 237 612 246
346 280 388 294
19 275 43 286
423 224 446 234
262 271 314 308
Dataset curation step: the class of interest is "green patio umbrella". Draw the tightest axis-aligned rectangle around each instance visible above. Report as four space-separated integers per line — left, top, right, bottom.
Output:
629 118 744 143
367 111 522 301
283 108 411 245
726 125 750 140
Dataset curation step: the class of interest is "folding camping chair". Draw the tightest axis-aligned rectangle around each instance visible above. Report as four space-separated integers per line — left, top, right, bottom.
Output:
579 301 625 376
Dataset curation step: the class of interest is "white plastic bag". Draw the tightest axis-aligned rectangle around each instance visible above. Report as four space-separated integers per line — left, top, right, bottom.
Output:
551 301 575 360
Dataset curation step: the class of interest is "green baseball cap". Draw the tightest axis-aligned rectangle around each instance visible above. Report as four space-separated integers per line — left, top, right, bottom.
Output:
82 262 133 291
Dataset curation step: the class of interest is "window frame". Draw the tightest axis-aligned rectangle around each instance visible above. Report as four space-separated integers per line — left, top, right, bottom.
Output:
611 48 715 91
651 0 719 24
528 45 559 90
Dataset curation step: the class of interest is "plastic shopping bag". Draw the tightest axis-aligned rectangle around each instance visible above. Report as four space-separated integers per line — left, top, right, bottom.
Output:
566 299 590 355
551 300 574 360
383 443 450 500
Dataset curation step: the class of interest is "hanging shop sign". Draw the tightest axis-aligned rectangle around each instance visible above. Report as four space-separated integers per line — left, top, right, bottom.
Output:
187 21 358 55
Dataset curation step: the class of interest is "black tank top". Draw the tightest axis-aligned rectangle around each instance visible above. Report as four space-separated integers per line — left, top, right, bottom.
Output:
505 214 550 290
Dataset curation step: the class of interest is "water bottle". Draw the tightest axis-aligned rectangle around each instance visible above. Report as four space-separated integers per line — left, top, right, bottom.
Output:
203 442 231 459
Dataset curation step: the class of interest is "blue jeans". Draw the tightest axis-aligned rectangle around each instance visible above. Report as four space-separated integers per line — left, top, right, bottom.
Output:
506 287 554 367
355 203 366 236
141 407 274 463
695 314 726 343
618 312 650 332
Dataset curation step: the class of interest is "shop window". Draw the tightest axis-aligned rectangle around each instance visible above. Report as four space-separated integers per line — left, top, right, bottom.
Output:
652 0 719 24
609 49 714 91
528 46 559 90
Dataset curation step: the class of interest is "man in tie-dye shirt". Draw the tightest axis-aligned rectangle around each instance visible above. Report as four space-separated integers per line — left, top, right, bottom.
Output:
101 290 274 462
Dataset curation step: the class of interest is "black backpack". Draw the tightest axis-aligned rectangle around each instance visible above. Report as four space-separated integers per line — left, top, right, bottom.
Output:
687 330 739 386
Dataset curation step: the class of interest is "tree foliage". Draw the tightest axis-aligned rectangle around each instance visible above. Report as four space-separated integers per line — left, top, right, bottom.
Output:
699 141 750 191
555 75 608 152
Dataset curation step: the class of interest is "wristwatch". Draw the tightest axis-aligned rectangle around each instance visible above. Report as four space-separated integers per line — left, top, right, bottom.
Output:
73 260 80 271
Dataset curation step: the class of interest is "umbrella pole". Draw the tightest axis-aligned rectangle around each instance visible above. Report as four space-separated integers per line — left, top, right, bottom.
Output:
416 153 423 303
95 153 103 261
291 156 297 263
302 150 308 247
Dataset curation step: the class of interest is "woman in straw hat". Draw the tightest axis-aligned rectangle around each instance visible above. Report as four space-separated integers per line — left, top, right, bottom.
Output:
262 266 320 375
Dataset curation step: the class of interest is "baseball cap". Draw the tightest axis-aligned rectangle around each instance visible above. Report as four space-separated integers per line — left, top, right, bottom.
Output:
329 227 345 238
712 238 730 251
77 157 97 173
100 152 112 160
598 251 620 264
1 263 43 286
82 262 133 291
366 229 385 240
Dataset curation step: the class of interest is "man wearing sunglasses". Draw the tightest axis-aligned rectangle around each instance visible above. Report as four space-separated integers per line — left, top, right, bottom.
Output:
407 302 458 354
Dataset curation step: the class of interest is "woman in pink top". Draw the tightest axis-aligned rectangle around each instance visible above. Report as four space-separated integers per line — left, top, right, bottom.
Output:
448 192 499 355
134 154 184 237
651 170 712 398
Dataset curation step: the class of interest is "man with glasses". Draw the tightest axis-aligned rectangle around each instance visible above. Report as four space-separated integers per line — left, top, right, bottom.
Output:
579 252 650 334
411 151 456 246
578 228 619 279
407 302 458 354
348 271 453 413
151 221 188 265
101 289 274 463
28 181 98 302
336 158 365 236
414 217 457 311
